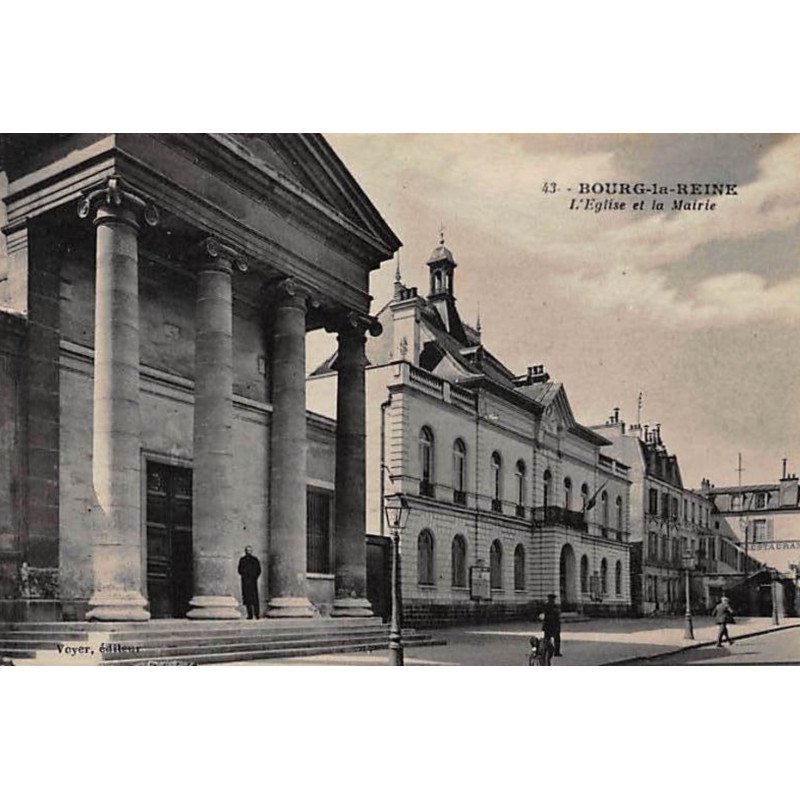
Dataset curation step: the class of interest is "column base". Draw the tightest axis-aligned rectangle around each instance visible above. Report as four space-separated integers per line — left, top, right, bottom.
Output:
86 590 150 622
266 596 317 618
187 595 242 620
331 597 374 617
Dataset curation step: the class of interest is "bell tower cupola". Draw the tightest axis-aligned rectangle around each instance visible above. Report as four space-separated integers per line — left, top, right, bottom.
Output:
427 225 457 300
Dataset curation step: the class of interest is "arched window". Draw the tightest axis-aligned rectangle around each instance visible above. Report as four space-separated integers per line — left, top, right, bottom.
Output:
490 539 502 589
452 439 466 504
515 460 526 513
514 544 525 590
564 477 572 510
616 495 623 534
491 452 503 511
581 483 589 510
417 530 435 585
543 469 553 508
601 491 609 536
419 427 434 497
600 558 608 595
451 534 467 587
615 560 622 596
580 555 589 594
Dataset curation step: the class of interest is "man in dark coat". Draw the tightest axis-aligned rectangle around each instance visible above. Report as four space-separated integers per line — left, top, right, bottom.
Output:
238 546 262 620
541 593 562 657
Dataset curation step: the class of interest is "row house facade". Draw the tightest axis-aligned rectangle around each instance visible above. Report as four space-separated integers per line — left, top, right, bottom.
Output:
700 463 799 616
308 237 632 626
593 413 716 615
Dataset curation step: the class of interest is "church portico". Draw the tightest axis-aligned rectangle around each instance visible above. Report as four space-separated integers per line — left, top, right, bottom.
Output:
0 134 401 623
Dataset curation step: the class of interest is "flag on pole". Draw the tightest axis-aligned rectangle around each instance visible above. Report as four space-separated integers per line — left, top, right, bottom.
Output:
584 480 608 512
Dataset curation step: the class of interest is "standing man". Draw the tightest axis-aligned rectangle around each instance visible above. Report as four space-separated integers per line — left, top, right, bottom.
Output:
238 546 262 620
541 593 563 657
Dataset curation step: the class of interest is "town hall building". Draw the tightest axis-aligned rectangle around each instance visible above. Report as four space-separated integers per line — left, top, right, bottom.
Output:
308 235 633 625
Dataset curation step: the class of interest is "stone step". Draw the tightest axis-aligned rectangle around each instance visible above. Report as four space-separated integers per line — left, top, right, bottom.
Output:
20 631 441 665
109 636 448 666
0 629 391 650
0 618 386 635
0 647 36 659
0 625 408 650
3 627 443 665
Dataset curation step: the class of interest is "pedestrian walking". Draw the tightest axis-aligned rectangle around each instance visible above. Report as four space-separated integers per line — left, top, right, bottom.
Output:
540 593 562 657
237 546 262 620
712 595 735 647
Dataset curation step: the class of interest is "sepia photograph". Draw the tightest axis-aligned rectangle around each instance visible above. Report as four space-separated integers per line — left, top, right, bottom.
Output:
3 6 799 800
2 132 799 668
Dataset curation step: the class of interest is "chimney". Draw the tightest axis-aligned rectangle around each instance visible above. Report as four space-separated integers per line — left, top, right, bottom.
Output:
783 458 788 480
612 407 620 424
527 364 550 384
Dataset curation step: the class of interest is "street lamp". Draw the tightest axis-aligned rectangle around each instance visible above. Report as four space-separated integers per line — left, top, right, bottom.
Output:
682 550 696 640
770 568 780 626
384 492 410 666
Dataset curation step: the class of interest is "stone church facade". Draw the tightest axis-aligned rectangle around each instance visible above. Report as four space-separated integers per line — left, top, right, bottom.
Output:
0 133 400 622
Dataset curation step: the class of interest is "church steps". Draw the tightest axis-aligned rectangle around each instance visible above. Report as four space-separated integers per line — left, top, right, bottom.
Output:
0 621 444 664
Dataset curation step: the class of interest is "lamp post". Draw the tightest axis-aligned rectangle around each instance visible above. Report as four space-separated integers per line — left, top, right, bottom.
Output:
682 551 696 640
770 569 780 626
384 492 409 666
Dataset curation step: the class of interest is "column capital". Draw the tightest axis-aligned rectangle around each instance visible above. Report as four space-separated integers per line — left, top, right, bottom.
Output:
272 276 314 309
77 175 159 231
201 236 248 274
325 310 383 339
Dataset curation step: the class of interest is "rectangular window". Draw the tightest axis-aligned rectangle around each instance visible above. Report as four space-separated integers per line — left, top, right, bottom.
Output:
752 519 767 542
648 488 658 515
307 488 333 574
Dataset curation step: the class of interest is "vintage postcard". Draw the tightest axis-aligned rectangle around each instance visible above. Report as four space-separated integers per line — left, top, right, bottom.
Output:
1 133 798 667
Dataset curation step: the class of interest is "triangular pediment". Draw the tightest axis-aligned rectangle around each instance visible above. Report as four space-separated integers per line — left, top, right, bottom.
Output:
225 133 401 252
539 384 577 432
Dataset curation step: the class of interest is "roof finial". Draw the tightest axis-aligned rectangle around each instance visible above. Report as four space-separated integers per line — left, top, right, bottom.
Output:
438 222 445 246
394 250 402 284
476 303 482 340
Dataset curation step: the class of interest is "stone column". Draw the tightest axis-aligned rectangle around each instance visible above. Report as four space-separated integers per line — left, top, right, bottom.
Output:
267 278 315 617
78 177 157 621
187 238 242 619
332 317 372 616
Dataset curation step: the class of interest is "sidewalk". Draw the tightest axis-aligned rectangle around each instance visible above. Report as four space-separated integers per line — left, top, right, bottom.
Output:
222 616 799 666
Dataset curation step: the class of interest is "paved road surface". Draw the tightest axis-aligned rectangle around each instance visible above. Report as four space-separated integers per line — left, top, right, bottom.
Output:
222 616 795 666
629 625 800 665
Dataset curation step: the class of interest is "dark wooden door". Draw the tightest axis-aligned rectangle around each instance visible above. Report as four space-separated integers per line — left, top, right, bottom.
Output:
146 461 193 619
366 535 391 622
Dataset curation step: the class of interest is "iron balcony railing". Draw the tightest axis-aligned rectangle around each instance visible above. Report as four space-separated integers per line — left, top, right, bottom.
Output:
419 480 435 499
532 506 588 532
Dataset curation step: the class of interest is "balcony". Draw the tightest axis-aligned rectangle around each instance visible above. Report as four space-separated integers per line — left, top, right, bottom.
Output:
532 506 588 533
491 498 503 513
419 480 435 499
453 489 467 506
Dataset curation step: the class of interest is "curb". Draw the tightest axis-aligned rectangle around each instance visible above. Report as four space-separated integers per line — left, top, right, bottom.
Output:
604 621 800 665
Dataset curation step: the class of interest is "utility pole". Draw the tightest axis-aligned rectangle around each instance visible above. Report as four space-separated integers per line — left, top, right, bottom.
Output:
737 452 751 616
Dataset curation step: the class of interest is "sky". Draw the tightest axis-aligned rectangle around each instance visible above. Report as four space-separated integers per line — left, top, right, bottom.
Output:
310 133 800 491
